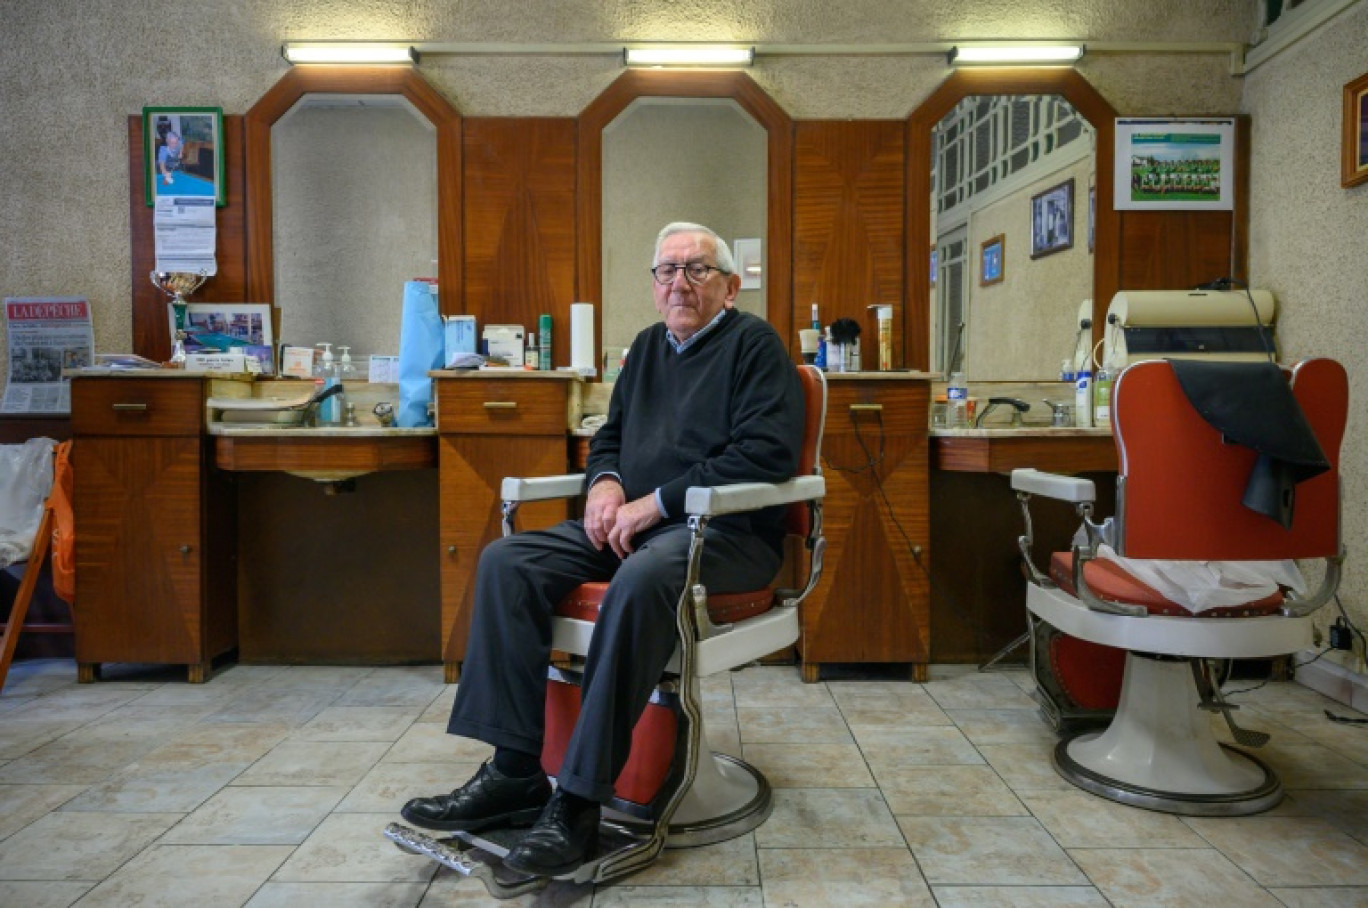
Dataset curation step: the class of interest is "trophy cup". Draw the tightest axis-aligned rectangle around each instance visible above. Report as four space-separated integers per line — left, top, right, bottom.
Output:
150 270 208 365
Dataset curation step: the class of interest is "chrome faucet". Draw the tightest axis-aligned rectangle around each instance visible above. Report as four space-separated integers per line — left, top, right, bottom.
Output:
1042 399 1074 427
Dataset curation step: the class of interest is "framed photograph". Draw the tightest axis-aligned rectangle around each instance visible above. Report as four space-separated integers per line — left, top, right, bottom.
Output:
143 107 225 206
1030 178 1074 260
1343 71 1368 189
170 302 274 373
929 245 938 286
979 234 1005 286
1114 118 1235 210
732 237 763 290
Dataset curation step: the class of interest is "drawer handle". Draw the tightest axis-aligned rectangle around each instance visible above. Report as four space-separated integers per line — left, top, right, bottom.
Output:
112 402 149 412
483 401 518 410
849 403 883 413
447 545 457 555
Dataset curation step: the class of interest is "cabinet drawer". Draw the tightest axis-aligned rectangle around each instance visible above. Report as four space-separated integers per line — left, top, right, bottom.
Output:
824 384 928 438
436 380 569 436
72 378 204 436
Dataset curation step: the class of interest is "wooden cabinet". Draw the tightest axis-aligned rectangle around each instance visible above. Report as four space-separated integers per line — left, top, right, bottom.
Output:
435 373 579 682
799 375 932 681
70 375 236 682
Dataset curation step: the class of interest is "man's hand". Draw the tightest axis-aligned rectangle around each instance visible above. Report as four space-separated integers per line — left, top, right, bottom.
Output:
605 494 662 559
583 479 626 551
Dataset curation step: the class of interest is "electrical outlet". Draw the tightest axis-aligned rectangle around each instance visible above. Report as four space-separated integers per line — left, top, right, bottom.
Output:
1329 621 1355 651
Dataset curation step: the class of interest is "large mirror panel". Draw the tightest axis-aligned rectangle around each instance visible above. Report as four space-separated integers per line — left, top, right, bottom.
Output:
601 98 767 358
272 95 437 354
931 95 1095 380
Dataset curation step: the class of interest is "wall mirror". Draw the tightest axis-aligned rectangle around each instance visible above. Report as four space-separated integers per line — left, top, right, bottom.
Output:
931 94 1095 380
906 69 1119 374
577 70 794 370
601 97 767 358
245 66 461 357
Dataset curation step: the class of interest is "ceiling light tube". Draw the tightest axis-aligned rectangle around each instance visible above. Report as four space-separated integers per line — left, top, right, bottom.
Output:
282 43 419 65
948 44 1084 66
623 45 755 68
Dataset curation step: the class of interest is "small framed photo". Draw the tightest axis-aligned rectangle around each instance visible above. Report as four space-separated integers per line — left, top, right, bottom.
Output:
929 245 938 287
1030 178 1074 260
979 234 1005 286
733 237 763 290
171 302 274 374
143 107 225 206
1343 71 1368 188
1114 118 1235 210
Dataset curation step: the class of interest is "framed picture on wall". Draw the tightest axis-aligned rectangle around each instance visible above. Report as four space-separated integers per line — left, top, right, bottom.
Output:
143 107 226 206
1113 118 1235 210
1343 71 1368 188
980 235 1004 286
1030 179 1074 260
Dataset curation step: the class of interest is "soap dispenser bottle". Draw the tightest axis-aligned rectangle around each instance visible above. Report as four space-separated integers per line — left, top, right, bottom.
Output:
319 343 341 426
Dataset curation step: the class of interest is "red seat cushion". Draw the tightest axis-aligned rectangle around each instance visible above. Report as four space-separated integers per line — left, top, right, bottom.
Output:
1049 552 1284 617
556 581 774 624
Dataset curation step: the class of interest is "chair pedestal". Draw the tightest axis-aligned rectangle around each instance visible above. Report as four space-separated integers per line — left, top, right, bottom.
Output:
1053 652 1281 816
652 749 772 848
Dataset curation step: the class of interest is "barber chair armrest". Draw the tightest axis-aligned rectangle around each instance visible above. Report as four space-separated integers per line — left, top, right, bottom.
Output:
1010 468 1096 503
684 476 826 518
1282 553 1344 617
500 474 586 503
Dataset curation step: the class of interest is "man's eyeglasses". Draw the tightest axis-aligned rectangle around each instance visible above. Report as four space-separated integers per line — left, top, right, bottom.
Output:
650 262 727 285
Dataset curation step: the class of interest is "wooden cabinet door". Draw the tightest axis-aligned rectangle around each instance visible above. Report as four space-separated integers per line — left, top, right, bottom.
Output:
74 436 205 666
438 433 570 681
802 380 931 674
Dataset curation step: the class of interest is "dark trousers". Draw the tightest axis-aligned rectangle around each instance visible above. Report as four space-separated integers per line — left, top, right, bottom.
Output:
447 519 781 802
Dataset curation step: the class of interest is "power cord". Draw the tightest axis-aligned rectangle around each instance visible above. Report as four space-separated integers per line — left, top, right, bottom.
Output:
1192 276 1275 364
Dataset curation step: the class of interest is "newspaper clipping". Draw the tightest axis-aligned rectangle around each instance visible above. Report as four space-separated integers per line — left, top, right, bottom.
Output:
2 297 95 414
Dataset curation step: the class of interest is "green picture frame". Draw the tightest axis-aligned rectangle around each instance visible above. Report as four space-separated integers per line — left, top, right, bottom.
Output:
142 106 225 206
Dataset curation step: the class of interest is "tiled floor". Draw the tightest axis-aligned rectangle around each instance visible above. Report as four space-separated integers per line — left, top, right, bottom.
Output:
2 658 1368 906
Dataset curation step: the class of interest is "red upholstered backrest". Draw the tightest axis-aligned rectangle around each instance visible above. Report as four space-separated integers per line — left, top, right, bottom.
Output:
1113 358 1347 560
785 365 828 538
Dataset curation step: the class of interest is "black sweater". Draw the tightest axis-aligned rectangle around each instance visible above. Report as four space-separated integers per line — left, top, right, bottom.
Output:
586 309 804 549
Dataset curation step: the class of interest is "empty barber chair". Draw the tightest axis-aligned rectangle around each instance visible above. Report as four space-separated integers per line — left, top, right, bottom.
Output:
1011 357 1346 816
388 364 827 895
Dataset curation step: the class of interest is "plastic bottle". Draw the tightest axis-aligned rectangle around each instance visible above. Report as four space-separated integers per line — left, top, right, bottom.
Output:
815 327 828 371
1060 358 1075 383
1093 363 1113 427
524 331 540 369
538 314 552 371
338 345 355 379
1074 368 1093 428
947 370 969 428
318 343 341 426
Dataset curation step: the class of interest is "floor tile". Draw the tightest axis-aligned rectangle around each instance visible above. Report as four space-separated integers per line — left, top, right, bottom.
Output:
923 676 1039 710
944 707 1059 745
874 764 1025 816
233 739 389 787
271 812 439 883
0 810 180 881
828 681 952 728
931 885 1111 906
336 761 483 814
420 871 590 905
978 741 1076 792
591 886 762 906
730 666 834 709
248 880 430 907
59 752 248 813
1184 817 1368 887
758 846 934 905
741 741 875 788
735 706 852 744
335 665 446 708
0 783 87 840
72 843 291 906
627 832 758 886
1279 789 1368 840
153 722 293 762
755 788 903 848
897 816 1088 886
0 880 92 907
293 706 421 742
1020 790 1206 848
161 785 350 845
383 724 495 764
853 724 985 770
1070 846 1282 907
1267 887 1368 906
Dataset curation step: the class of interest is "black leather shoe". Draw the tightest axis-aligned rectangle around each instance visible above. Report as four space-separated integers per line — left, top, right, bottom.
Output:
502 790 601 877
400 761 551 832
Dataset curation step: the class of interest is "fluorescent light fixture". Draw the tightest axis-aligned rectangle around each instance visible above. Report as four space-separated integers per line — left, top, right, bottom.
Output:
948 44 1084 66
282 43 419 65
623 45 755 68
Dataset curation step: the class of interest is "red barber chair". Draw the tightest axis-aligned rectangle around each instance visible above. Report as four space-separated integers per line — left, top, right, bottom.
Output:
1012 357 1346 815
388 364 827 895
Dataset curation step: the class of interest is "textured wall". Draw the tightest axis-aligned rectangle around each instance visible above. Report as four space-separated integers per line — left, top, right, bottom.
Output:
1243 1 1368 662
965 155 1095 381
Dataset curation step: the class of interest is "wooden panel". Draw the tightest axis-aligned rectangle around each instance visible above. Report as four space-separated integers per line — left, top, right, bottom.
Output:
129 115 248 362
73 436 206 665
801 379 930 669
235 470 440 663
213 435 437 473
1118 211 1235 290
0 417 71 444
463 118 577 363
794 121 906 363
71 378 203 437
439 434 571 679
436 379 570 436
932 434 1118 474
577 70 793 359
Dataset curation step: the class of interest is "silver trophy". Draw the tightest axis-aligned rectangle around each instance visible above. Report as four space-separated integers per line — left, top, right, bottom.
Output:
150 270 208 365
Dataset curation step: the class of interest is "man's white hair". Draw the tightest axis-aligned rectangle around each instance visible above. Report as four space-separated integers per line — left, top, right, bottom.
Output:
653 222 736 275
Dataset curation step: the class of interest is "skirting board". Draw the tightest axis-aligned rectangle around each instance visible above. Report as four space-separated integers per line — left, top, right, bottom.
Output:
1294 648 1368 714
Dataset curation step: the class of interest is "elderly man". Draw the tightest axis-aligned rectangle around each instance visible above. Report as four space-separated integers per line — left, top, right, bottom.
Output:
402 222 804 876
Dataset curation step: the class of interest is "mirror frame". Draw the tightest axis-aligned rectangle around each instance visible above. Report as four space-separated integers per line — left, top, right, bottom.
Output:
576 70 794 364
244 65 462 315
906 69 1119 372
